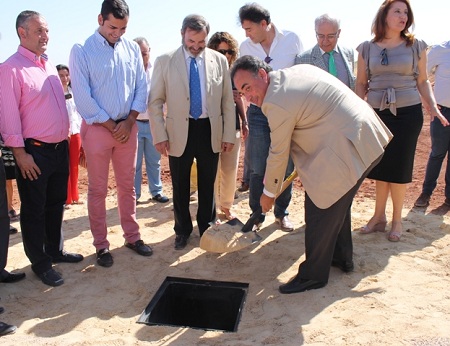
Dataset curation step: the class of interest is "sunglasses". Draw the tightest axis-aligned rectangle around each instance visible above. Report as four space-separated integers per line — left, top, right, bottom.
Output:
380 48 388 65
264 56 273 64
65 93 73 100
217 49 234 55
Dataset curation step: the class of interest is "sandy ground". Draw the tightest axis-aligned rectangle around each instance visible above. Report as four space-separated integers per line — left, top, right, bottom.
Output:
1 120 450 345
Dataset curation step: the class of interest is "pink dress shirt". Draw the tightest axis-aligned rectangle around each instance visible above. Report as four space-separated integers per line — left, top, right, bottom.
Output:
0 46 69 147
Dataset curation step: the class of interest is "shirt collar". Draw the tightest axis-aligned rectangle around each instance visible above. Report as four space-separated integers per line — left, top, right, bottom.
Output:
183 46 205 62
320 46 337 55
94 29 122 47
17 45 48 65
272 24 284 39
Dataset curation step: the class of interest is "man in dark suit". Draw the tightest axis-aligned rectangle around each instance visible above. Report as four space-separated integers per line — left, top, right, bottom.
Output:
296 14 355 90
149 14 235 250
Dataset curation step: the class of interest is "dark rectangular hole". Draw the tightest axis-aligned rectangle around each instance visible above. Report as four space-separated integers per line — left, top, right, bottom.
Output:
138 277 249 332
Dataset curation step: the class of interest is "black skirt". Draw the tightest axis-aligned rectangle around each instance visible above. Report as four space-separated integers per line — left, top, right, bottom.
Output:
0 147 16 180
367 104 423 183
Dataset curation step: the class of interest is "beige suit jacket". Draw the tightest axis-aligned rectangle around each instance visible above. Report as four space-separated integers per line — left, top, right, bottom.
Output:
262 65 392 209
148 47 235 157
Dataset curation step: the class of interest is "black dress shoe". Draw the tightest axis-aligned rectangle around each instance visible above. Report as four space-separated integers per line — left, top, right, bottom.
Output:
125 240 153 256
37 268 64 287
0 321 17 336
279 275 326 294
96 248 114 267
152 194 169 203
51 251 84 263
0 272 26 283
174 235 189 250
0 307 4 314
331 259 354 273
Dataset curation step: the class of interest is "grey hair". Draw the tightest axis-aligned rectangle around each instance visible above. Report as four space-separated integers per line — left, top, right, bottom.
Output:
315 13 340 31
16 10 41 37
181 14 210 34
133 36 150 47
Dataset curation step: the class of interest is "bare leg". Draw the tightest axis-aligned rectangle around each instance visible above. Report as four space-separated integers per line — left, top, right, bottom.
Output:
360 180 389 233
389 182 407 222
387 182 407 241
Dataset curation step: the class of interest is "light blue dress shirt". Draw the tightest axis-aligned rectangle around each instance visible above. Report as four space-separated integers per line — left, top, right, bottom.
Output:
69 30 147 125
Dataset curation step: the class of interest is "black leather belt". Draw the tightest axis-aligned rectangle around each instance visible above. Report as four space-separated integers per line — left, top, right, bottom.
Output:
26 138 66 149
136 119 149 123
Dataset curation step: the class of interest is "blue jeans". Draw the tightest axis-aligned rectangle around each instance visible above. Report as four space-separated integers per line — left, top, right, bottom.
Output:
422 106 450 198
135 120 162 199
242 135 250 184
247 105 293 220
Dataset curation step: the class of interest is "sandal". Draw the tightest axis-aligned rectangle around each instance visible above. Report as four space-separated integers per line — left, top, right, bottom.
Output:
72 200 84 205
359 220 387 234
387 221 402 242
8 210 20 222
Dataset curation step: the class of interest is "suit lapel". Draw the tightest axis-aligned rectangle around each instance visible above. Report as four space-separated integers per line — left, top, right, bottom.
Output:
174 47 189 93
204 49 214 96
336 45 355 89
312 45 327 71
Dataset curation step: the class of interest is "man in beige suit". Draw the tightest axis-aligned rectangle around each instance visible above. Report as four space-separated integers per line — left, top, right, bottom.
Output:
231 56 392 293
149 14 235 250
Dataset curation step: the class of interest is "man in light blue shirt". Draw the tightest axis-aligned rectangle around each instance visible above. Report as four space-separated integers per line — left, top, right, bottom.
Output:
133 37 169 205
69 0 152 267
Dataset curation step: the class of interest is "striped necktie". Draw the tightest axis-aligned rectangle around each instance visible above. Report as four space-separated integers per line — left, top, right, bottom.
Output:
189 57 202 119
328 51 337 77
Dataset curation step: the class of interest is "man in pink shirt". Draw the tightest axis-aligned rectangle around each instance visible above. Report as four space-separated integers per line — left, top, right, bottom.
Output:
0 10 83 287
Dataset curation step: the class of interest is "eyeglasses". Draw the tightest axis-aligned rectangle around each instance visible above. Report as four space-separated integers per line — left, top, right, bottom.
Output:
217 49 235 56
380 48 388 65
316 32 338 40
65 93 72 100
264 56 273 64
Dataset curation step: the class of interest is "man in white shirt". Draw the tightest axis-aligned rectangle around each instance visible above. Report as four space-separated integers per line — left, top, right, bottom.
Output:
238 3 304 231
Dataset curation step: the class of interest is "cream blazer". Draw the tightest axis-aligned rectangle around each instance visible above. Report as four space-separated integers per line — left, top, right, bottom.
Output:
262 65 392 209
148 47 235 157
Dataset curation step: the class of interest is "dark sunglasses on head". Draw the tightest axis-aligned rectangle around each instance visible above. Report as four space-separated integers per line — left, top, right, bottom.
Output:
218 49 234 55
264 56 273 64
380 48 388 65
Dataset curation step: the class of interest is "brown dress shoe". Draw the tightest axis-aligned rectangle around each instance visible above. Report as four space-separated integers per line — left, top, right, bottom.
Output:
237 182 249 192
